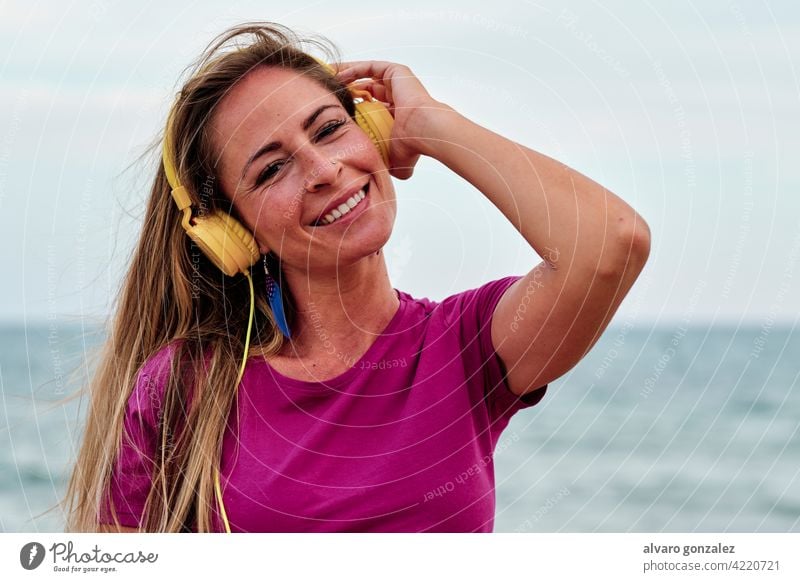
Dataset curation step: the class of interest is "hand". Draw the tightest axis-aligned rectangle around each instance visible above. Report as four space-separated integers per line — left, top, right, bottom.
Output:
335 61 446 180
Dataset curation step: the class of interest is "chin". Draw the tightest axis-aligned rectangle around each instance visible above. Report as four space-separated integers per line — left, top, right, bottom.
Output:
317 218 395 267
342 222 394 262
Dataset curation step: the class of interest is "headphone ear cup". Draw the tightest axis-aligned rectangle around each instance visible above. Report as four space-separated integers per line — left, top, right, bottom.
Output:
354 100 393 167
186 211 261 277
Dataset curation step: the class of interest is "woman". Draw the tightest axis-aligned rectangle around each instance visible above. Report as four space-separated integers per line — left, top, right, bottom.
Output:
63 22 650 533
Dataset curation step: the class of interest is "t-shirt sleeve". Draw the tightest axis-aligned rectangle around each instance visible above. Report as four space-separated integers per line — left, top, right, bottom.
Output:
442 275 548 427
98 348 173 528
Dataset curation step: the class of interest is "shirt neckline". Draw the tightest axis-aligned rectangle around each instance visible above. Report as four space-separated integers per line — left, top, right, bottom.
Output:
252 288 409 393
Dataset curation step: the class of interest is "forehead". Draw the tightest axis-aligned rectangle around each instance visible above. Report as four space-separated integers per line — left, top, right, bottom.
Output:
212 66 336 144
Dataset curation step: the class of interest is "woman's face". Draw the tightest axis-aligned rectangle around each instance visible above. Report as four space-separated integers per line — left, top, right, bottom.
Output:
209 66 397 272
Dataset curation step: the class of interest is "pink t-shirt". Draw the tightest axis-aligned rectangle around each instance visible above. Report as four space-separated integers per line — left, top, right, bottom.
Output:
100 275 547 532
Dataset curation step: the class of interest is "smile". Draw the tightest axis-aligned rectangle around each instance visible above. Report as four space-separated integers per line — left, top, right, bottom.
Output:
311 181 370 227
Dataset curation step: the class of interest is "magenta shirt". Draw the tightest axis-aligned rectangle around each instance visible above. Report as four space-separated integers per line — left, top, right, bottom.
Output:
100 276 547 532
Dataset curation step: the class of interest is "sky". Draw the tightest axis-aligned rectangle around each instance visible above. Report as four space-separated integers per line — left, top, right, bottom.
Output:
1 0 798 327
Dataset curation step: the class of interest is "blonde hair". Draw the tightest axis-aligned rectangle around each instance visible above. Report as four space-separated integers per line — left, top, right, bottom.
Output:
62 22 355 532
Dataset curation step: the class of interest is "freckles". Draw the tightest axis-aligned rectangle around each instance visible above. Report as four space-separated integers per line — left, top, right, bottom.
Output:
281 189 305 222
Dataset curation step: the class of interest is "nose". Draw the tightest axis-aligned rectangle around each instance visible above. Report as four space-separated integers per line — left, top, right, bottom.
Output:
301 148 342 192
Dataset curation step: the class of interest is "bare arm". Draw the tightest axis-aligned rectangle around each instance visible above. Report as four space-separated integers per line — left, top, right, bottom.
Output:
411 106 650 395
337 61 651 396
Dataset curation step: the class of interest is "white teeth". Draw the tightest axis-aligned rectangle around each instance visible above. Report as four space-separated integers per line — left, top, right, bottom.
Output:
318 188 367 225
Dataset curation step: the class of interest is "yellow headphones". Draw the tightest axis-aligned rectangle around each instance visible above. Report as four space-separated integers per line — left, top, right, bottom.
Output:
161 58 393 533
161 59 393 278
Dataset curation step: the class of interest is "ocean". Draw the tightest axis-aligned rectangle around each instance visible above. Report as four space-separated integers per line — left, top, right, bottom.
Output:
1 322 797 532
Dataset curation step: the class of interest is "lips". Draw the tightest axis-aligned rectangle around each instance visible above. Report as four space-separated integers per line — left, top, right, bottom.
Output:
309 180 370 227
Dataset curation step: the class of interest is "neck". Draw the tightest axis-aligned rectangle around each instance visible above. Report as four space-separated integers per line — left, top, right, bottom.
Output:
278 249 399 360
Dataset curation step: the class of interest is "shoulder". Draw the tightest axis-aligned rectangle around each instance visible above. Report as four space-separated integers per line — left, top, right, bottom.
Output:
392 277 523 350
397 276 522 315
128 341 185 415
140 341 181 379
392 277 524 332
438 276 524 326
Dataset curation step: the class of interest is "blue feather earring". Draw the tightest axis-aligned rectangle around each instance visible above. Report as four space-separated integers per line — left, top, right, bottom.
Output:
263 255 291 339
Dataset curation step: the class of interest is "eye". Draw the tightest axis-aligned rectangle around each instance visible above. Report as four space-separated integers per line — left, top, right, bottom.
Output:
315 118 346 141
255 161 285 186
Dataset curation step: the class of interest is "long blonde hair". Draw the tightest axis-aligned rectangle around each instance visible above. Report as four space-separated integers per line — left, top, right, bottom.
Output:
62 22 356 532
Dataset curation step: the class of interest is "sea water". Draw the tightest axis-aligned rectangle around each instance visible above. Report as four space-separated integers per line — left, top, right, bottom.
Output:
1 322 797 532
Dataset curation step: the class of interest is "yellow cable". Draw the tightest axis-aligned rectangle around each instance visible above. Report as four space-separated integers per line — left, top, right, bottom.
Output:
214 270 255 533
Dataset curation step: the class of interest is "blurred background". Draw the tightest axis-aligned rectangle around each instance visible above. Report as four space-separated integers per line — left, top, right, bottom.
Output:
1 0 797 532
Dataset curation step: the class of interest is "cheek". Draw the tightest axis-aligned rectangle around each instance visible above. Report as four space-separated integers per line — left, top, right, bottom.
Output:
363 138 387 169
235 194 286 236
241 197 296 255
268 187 305 226
342 124 383 166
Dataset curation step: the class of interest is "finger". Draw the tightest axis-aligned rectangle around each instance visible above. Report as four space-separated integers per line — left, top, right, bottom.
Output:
334 60 396 82
351 80 388 103
335 60 392 73
390 166 414 181
388 153 420 181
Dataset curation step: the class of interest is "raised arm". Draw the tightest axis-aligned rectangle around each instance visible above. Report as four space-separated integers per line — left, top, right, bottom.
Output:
336 61 651 396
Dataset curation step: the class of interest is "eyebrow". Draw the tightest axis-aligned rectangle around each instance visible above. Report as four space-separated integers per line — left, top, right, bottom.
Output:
239 104 341 183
